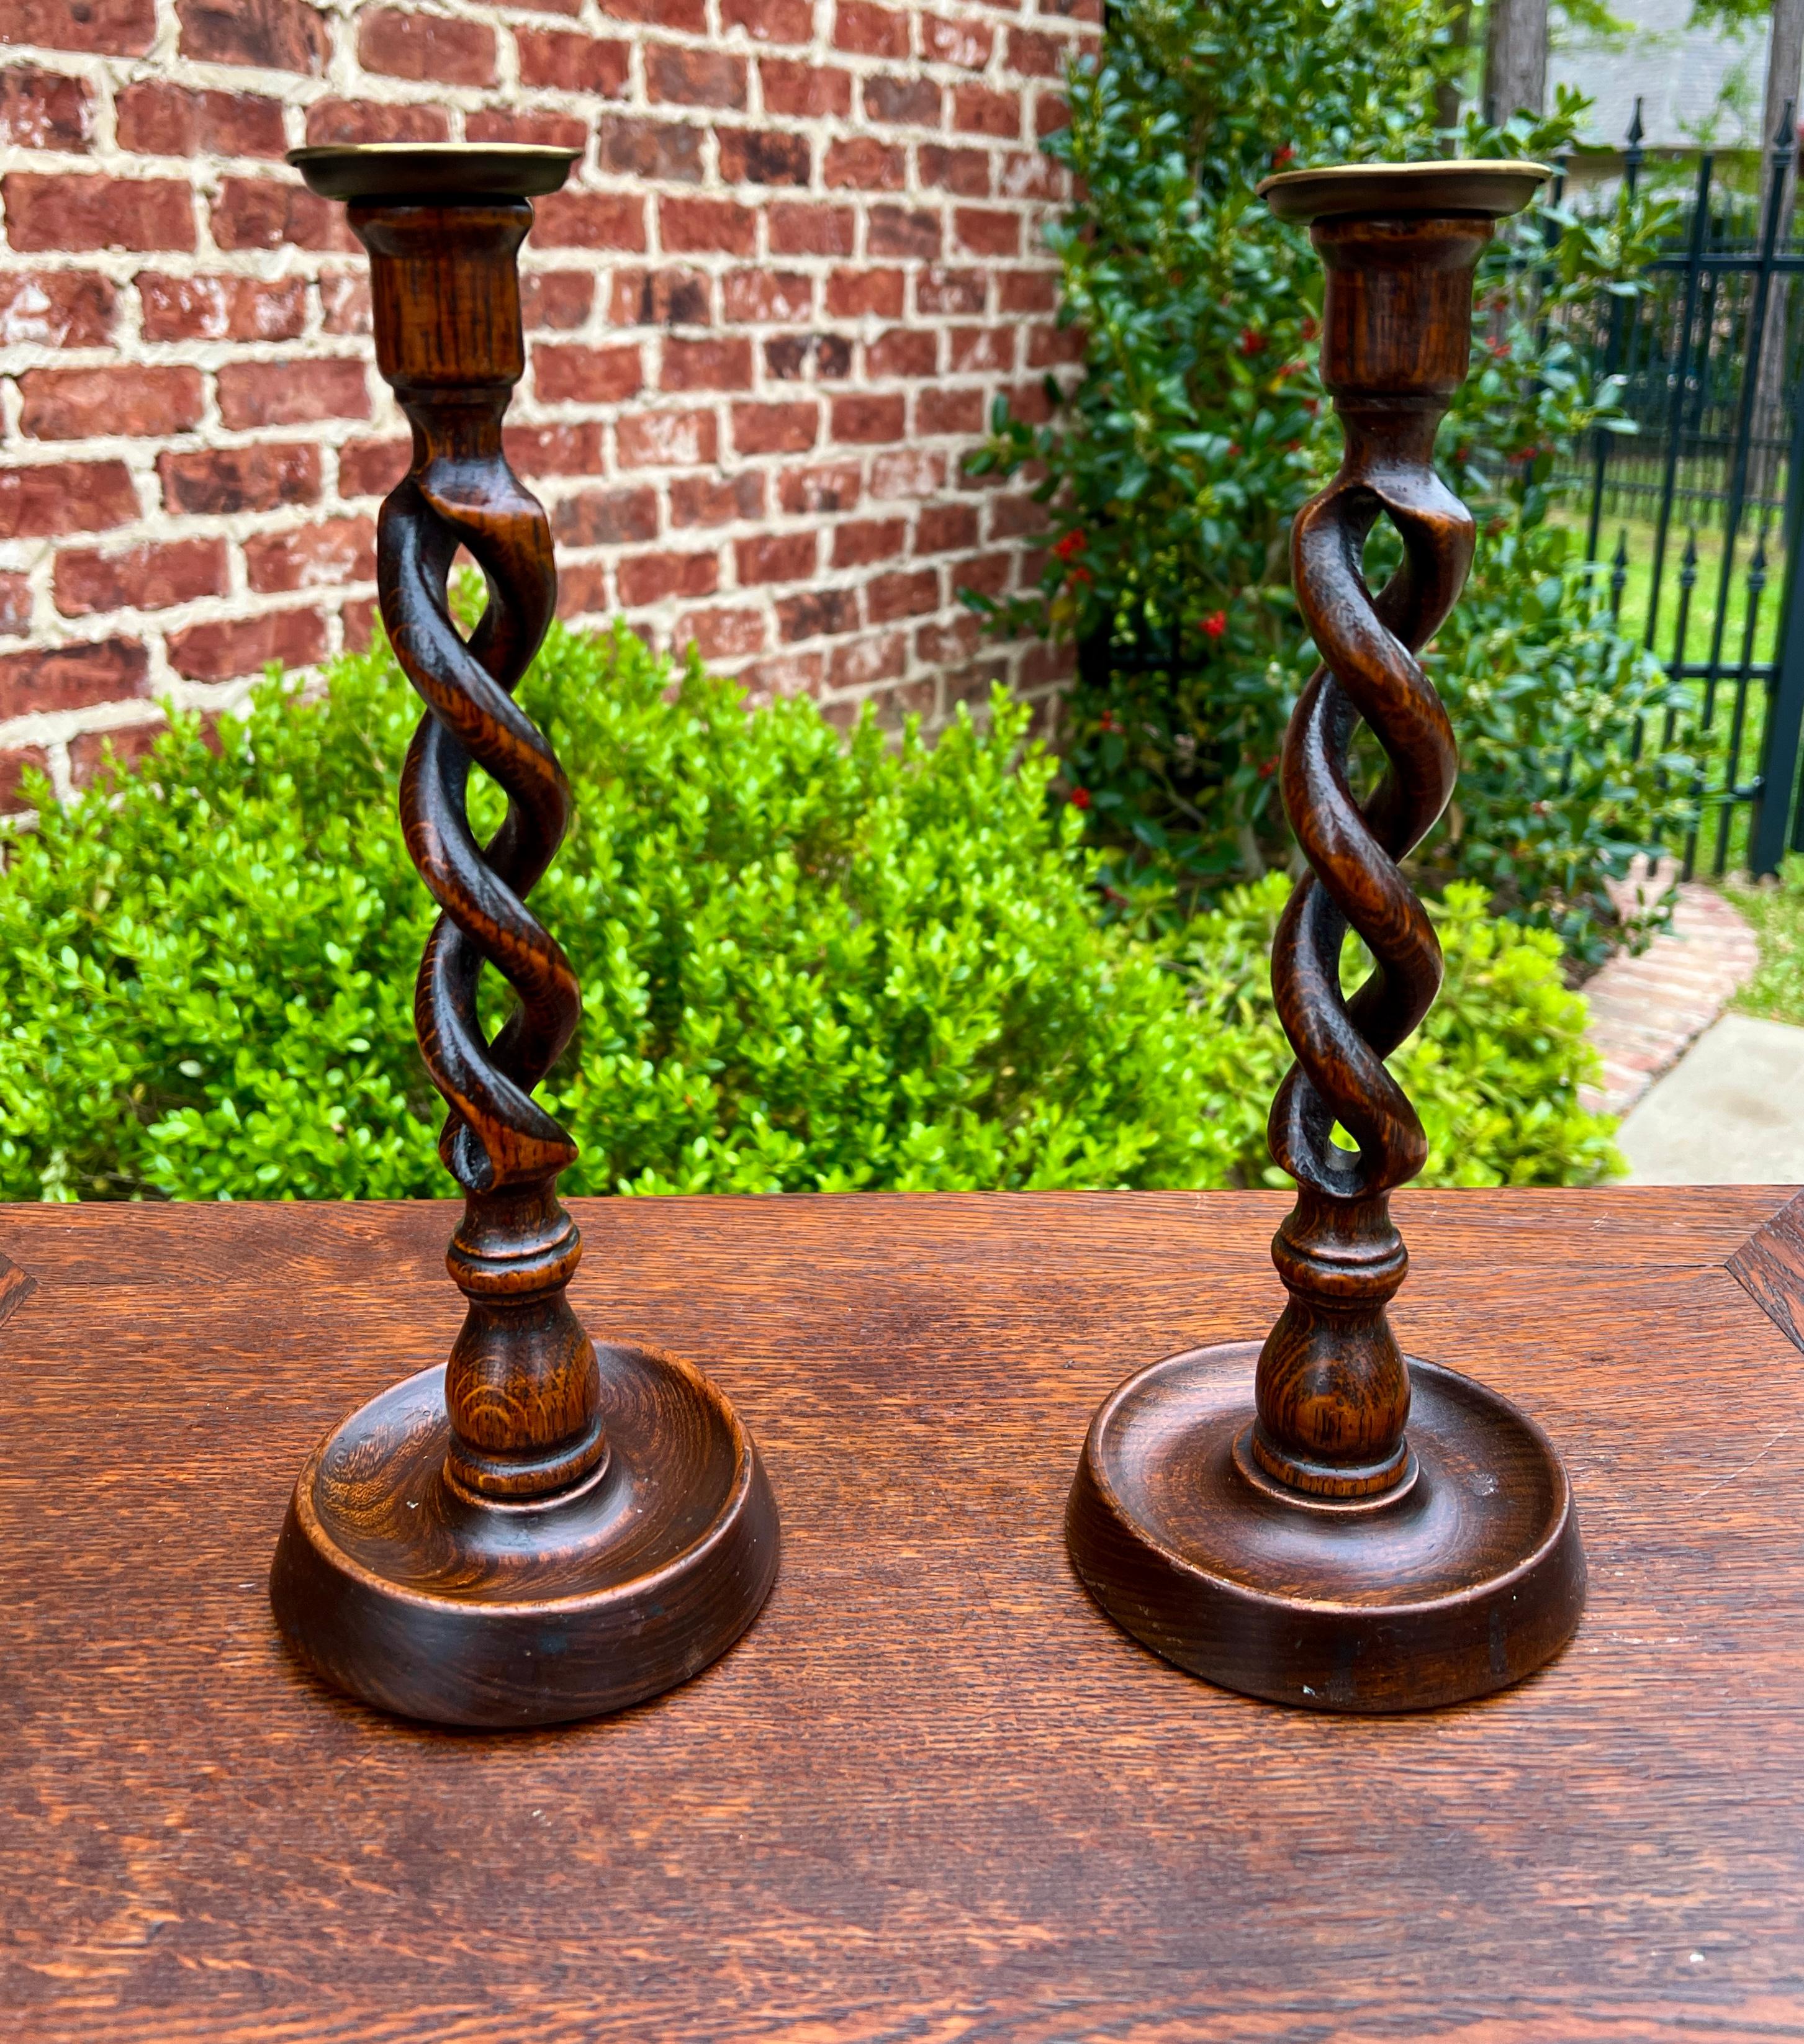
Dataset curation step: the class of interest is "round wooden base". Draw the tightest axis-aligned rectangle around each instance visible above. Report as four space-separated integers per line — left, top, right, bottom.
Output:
271 1342 779 1727
1067 1341 1584 1713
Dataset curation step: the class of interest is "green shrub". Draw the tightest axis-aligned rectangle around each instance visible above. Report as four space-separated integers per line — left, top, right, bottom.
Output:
967 0 1697 959
0 624 1618 1200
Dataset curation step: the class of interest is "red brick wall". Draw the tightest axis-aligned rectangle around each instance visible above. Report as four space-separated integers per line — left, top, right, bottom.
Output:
0 0 1092 806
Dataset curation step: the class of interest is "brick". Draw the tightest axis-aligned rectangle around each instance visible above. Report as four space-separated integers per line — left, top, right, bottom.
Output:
535 343 644 405
831 517 905 567
919 144 990 195
217 358 369 429
777 587 857 640
176 0 328 73
0 0 155 56
212 176 351 251
169 608 325 682
0 636 147 718
759 60 852 118
4 173 194 252
918 266 986 315
556 562 610 616
20 366 204 441
0 271 114 348
827 268 904 318
662 336 752 391
869 205 941 258
521 272 595 331
534 191 645 250
138 272 304 346
833 394 907 444
304 97 449 145
736 531 816 583
502 421 607 477
319 269 371 335
765 332 850 379
615 409 717 467
916 613 980 665
117 82 287 156
0 574 29 635
985 491 1045 539
616 549 718 605
1008 25 1070 74
742 649 824 700
917 502 980 552
778 457 859 513
1027 321 1084 367
597 116 703 182
722 269 813 323
0 460 138 537
915 387 984 436
824 138 905 192
868 327 937 377
517 30 629 94
999 269 1056 314
870 446 945 497
719 128 811 186
947 324 1011 373
0 745 49 808
1035 91 1070 138
829 629 906 690
954 84 1020 137
921 14 992 65
243 518 376 594
670 472 764 526
952 548 1011 598
732 401 819 454
660 196 757 255
553 485 660 548
834 1 908 57
955 206 1020 257
867 567 940 621
466 109 588 149
675 605 765 660
340 598 379 651
999 148 1058 199
864 74 942 125
769 203 855 256
54 538 227 616
69 721 162 788
721 0 814 39
0 66 96 150
358 9 495 86
160 443 321 515
647 45 747 109
335 438 409 499
610 268 711 327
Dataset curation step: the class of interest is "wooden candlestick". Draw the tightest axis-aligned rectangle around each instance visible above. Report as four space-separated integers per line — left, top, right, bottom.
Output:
269 145 778 1727
1066 162 1586 1713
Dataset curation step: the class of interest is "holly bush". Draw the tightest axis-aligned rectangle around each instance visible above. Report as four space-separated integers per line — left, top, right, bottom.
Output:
0 623 1618 1200
967 0 1697 960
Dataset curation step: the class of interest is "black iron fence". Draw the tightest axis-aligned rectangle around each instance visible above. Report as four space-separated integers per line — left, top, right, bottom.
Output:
1555 104 1804 877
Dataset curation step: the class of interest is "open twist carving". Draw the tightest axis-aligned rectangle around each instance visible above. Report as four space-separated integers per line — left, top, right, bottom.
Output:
1268 422 1473 1203
380 438 578 1197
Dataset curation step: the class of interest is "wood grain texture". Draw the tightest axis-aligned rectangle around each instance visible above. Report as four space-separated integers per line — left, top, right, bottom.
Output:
1730 1185 1804 1353
3 1187 1803 2041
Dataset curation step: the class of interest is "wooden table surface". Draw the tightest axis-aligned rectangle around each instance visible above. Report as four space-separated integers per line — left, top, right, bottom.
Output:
4 1187 1804 2042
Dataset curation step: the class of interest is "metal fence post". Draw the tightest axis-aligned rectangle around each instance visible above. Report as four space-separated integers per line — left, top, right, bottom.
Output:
1751 391 1804 872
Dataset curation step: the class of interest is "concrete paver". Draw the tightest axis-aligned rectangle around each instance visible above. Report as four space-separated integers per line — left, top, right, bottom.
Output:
1619 1011 1804 1182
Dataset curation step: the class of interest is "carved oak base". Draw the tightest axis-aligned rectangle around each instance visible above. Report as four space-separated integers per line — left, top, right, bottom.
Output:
1066 1341 1584 1713
271 1344 779 1727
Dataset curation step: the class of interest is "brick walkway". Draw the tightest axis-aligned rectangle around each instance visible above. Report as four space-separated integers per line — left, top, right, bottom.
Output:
1579 863 1760 1119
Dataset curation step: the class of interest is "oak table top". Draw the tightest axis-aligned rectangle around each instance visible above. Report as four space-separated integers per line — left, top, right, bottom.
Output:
4 1187 1804 2043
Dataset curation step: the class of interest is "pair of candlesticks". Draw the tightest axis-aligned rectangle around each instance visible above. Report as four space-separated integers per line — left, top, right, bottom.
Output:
269 144 1585 1727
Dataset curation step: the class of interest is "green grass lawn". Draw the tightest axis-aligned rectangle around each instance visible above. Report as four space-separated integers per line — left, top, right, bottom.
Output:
1723 858 1804 1024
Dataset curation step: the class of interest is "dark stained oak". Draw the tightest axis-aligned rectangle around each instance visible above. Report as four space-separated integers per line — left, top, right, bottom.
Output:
1068 162 1584 1713
269 145 777 1726
2 1189 1803 2040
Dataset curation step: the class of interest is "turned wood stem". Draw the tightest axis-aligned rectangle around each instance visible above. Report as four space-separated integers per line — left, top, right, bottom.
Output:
353 190 599 1505
1253 176 1530 1501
